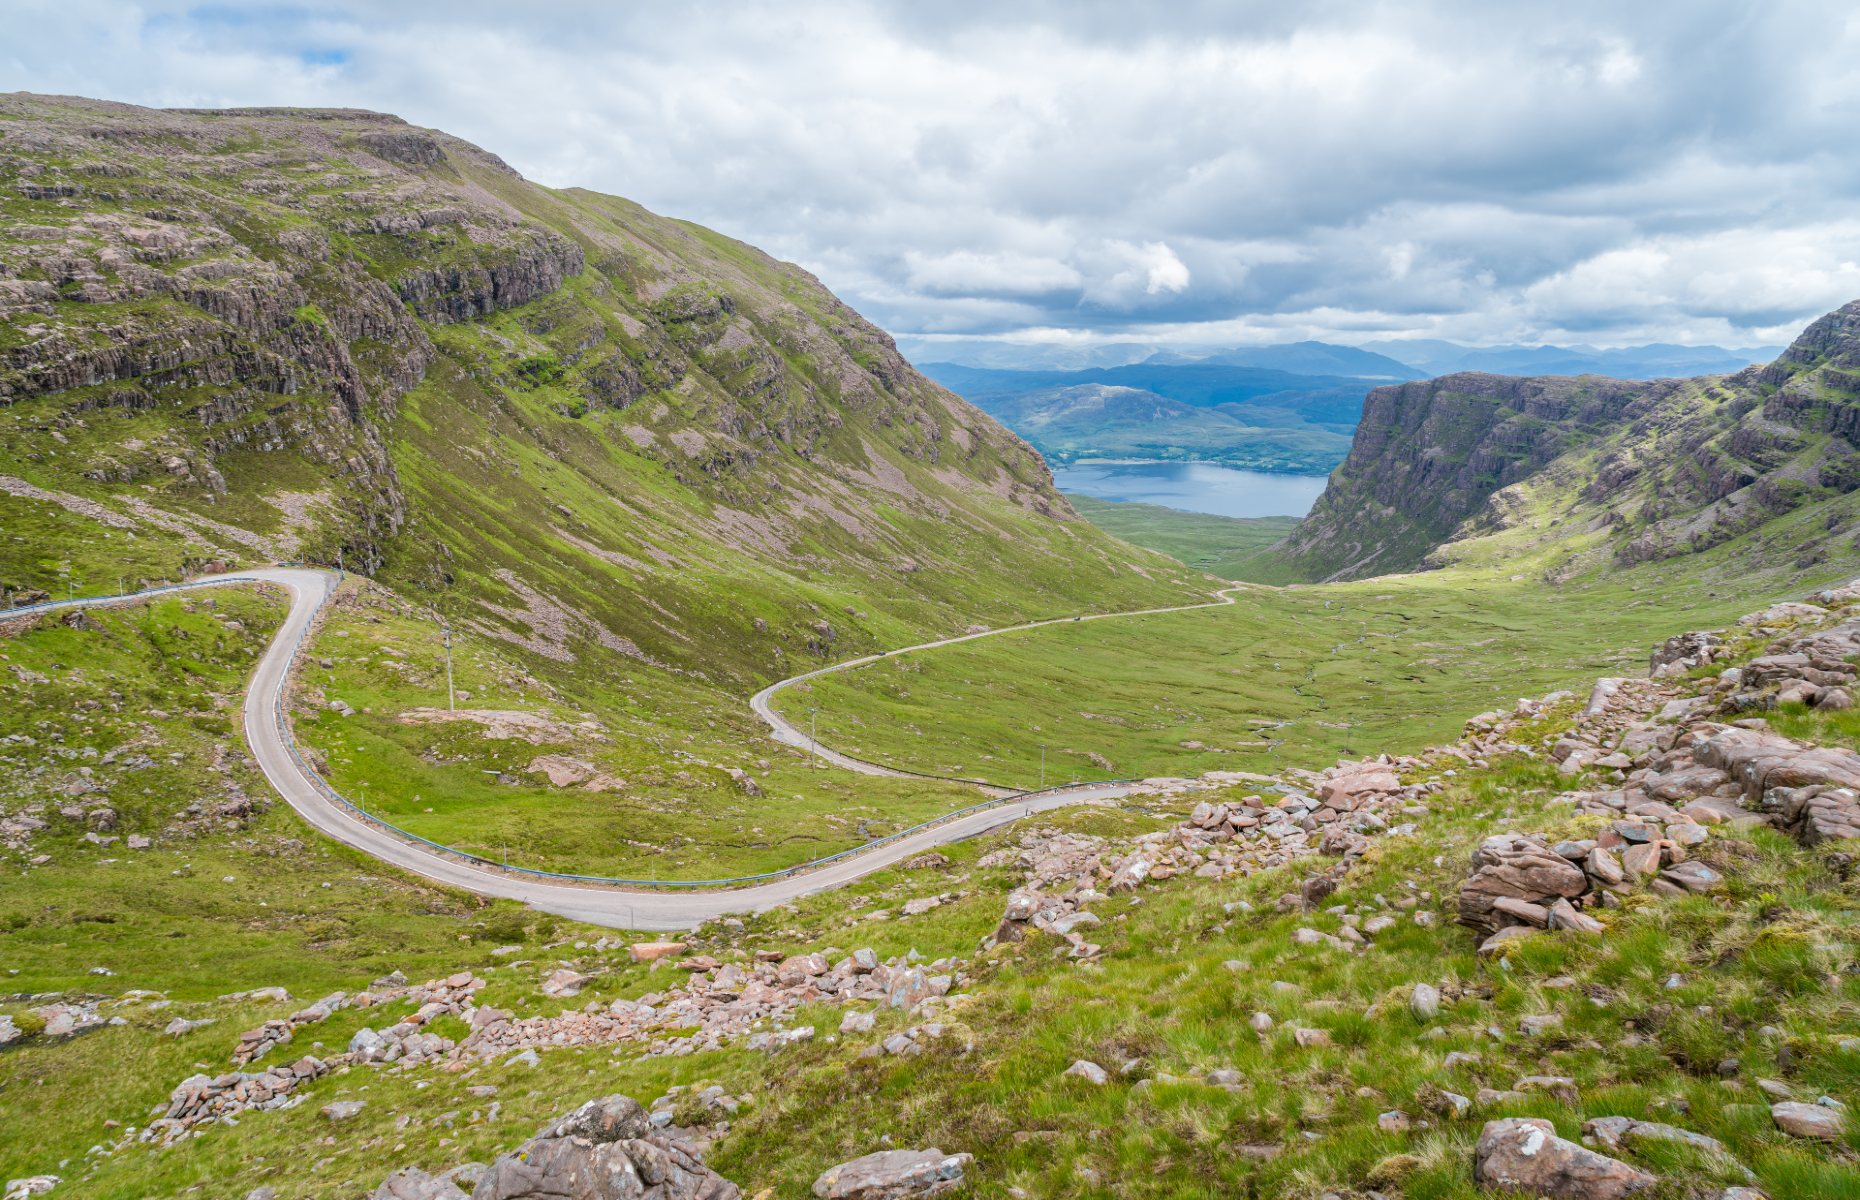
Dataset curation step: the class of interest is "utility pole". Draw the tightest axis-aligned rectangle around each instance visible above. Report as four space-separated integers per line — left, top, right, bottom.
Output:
1040 744 1046 789
443 627 456 712
809 705 819 768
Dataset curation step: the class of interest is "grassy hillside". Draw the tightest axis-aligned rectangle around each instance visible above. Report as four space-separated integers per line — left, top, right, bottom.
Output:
0 94 1206 875
773 530 1860 789
1274 301 1860 583
1067 496 1302 582
0 590 550 1002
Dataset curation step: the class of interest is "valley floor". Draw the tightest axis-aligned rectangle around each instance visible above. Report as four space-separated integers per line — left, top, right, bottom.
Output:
775 547 1860 795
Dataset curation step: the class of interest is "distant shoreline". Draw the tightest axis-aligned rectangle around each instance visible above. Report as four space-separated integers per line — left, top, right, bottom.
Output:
1051 459 1330 520
1045 455 1336 479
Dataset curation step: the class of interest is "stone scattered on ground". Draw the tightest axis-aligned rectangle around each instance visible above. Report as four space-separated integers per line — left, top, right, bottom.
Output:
1474 1117 1656 1199
811 1148 972 1199
28 1002 105 1040
3 1178 60 1200
1770 1100 1844 1140
540 968 591 998
457 948 959 1063
143 1057 330 1145
1581 1115 1737 1162
163 1016 215 1037
374 1094 739 1200
370 1166 468 1200
476 1094 738 1200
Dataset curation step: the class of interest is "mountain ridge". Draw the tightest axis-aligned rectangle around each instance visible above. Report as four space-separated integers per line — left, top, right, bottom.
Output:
1274 300 1860 582
896 333 1776 381
0 92 1201 669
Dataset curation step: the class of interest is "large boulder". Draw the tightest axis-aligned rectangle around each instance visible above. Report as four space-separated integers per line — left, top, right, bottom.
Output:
1771 1101 1844 1140
472 1095 740 1200
811 1149 972 1199
1695 727 1860 805
1458 836 1589 936
1693 727 1860 842
372 1167 468 1200
1650 631 1720 676
1316 763 1399 810
1474 1118 1655 1199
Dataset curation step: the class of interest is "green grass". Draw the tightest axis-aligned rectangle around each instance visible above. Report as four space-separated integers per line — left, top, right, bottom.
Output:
14 718 1859 1197
1068 495 1300 582
0 587 556 1004
293 579 1004 879
773 552 1860 791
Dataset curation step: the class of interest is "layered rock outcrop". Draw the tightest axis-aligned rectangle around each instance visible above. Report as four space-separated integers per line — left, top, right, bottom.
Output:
371 1095 740 1200
1277 299 1860 582
472 1095 740 1200
2 93 1187 670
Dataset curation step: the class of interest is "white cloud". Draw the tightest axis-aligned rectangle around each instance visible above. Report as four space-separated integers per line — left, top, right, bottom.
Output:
1079 241 1192 306
903 250 1083 296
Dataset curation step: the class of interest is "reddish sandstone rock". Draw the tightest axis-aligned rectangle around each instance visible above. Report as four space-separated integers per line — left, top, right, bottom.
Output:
1474 1117 1655 1199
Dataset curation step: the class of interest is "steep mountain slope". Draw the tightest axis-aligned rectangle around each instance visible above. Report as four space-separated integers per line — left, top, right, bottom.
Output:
0 94 1214 878
0 93 1201 677
1275 301 1860 582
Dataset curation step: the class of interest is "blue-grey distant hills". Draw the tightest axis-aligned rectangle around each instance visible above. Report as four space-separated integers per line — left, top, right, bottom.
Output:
1355 339 1779 380
899 335 1778 382
908 338 1780 476
917 362 1368 474
1143 341 1421 379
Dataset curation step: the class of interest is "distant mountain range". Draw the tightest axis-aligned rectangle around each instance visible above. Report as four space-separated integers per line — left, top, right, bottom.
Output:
1355 338 1782 380
898 335 1779 382
907 337 1781 478
917 362 1366 474
1141 341 1420 379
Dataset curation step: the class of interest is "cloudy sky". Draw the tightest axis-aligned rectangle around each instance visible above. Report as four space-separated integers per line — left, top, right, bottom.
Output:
9 1 1860 348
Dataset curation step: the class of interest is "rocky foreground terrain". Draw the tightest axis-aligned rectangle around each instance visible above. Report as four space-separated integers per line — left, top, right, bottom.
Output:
8 577 1860 1197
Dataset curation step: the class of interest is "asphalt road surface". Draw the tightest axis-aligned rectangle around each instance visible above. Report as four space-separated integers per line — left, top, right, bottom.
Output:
18 568 1239 930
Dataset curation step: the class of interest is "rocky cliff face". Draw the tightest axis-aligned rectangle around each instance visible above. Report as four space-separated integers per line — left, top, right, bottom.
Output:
0 93 1196 680
1275 300 1860 582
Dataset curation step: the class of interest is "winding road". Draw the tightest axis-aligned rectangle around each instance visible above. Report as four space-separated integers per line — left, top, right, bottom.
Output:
19 567 1241 930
